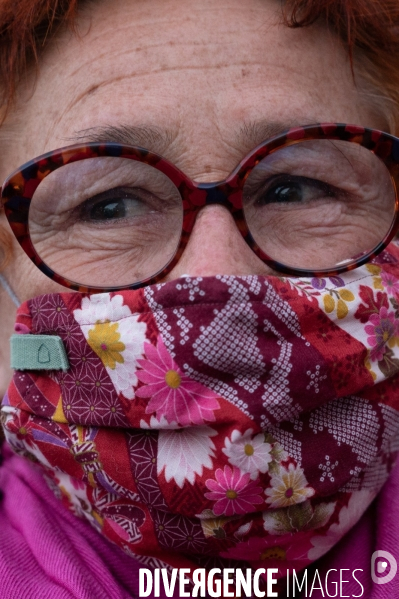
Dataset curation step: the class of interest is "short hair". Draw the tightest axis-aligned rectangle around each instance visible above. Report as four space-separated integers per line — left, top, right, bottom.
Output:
0 0 398 127
284 0 399 131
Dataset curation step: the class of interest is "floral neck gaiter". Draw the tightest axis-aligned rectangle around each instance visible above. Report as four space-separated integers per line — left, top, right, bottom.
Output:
2 245 399 587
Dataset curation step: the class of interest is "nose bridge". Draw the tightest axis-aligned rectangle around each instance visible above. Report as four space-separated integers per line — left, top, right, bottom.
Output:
167 179 271 279
197 182 232 207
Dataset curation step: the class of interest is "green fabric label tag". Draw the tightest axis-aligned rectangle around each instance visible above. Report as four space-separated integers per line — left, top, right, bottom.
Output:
10 334 69 371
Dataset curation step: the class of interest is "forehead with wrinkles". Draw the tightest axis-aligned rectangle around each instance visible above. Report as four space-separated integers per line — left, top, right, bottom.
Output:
2 0 383 182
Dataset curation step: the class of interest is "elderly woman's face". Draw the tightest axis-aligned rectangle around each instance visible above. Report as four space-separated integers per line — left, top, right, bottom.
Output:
0 0 386 387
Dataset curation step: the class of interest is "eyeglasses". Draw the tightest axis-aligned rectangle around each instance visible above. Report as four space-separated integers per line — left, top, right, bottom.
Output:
2 123 399 292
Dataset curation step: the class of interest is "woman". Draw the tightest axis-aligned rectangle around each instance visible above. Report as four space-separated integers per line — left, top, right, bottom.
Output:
1 0 399 597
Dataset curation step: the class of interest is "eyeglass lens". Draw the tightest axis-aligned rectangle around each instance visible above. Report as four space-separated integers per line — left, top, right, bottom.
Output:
28 158 184 287
243 140 396 270
27 139 396 287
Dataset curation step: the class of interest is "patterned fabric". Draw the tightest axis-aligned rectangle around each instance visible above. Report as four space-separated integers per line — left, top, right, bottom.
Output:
3 246 399 588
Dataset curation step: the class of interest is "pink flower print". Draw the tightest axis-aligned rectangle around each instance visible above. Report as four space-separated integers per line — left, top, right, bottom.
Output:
204 465 263 516
364 306 399 362
6 410 35 447
70 477 86 491
136 338 220 426
381 271 399 295
220 531 314 577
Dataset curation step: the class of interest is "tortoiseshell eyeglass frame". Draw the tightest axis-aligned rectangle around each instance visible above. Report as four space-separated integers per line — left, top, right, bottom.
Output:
2 123 399 293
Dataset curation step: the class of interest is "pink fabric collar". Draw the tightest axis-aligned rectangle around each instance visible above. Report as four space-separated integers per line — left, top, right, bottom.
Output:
0 442 179 599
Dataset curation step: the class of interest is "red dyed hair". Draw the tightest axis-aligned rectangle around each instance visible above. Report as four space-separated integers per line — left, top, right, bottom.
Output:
284 0 399 130
0 0 79 108
0 0 398 125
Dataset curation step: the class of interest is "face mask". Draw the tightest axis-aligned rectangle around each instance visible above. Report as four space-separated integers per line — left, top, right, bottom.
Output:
2 249 399 585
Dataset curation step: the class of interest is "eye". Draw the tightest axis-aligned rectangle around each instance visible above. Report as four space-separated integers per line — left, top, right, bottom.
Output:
255 175 336 206
79 187 155 222
263 180 303 204
88 198 128 220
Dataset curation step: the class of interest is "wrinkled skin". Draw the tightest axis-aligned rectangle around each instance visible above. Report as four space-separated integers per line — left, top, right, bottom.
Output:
0 0 387 396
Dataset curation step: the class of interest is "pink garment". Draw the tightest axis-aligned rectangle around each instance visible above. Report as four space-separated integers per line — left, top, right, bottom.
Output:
1 439 399 598
0 442 177 599
309 461 399 599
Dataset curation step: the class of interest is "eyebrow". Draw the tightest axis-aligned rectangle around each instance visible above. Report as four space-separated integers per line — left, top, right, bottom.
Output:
67 124 176 156
237 118 319 153
68 118 319 156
